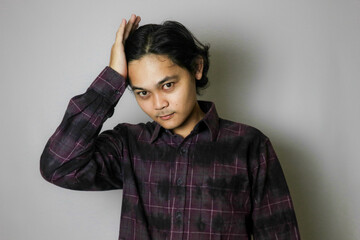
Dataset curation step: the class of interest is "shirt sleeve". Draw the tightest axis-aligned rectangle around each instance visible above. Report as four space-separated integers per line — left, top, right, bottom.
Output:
250 136 301 239
40 66 127 191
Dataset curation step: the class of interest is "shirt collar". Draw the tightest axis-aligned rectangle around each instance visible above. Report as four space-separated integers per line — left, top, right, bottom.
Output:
150 100 220 143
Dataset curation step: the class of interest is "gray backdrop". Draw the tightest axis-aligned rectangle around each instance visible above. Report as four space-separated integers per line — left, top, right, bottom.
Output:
1 0 359 239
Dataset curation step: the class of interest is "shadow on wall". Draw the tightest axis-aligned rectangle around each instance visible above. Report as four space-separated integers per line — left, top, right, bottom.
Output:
275 140 319 239
201 36 352 239
201 37 260 125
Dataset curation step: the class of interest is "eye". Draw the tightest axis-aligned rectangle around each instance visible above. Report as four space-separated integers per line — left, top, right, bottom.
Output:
163 82 174 90
137 91 148 97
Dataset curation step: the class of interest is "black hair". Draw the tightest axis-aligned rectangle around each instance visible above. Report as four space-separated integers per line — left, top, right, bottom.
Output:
125 21 210 94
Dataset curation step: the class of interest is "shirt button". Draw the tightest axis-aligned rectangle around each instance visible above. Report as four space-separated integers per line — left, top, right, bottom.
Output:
176 178 183 186
115 90 120 95
175 211 182 219
180 148 186 154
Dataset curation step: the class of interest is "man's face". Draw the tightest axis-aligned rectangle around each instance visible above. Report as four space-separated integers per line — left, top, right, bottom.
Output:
128 54 204 137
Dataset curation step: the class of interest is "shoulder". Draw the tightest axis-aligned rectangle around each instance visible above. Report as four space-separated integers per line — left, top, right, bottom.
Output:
218 118 269 143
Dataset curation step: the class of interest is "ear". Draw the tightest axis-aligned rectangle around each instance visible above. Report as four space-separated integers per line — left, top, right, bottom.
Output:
194 56 204 80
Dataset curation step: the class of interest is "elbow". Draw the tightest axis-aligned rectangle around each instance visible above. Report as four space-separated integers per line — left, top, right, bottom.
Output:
39 149 90 190
39 144 62 186
39 152 55 184
39 142 88 190
39 156 74 190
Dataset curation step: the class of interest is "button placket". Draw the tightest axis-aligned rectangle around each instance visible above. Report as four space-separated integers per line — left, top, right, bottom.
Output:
172 142 190 234
180 147 187 155
176 177 183 186
175 211 182 220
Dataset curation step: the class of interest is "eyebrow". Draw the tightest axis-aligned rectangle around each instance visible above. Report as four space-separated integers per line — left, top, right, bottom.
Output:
131 75 179 91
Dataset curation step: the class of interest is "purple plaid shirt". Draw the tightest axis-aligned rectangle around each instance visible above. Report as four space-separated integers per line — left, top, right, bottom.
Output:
40 66 300 240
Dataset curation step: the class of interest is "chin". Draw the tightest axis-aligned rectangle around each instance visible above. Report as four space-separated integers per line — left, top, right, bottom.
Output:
157 119 182 131
159 122 178 130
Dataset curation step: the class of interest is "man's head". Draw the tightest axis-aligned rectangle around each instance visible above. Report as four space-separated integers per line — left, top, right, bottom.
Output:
125 21 210 94
124 21 210 137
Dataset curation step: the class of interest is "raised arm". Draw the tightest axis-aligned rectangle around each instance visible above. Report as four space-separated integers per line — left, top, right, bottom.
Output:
40 14 141 191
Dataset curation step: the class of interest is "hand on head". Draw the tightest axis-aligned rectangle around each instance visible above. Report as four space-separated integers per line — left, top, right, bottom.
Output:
109 14 141 78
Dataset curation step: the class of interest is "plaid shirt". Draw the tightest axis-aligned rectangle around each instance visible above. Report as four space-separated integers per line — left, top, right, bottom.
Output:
40 66 300 240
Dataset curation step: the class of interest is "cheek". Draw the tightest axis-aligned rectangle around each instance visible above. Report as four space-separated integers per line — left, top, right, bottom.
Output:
172 90 194 112
170 92 184 108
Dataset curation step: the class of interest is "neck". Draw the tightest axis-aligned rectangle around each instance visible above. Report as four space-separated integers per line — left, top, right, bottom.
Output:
173 102 205 138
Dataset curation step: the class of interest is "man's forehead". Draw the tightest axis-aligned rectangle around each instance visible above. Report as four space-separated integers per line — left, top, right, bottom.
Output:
129 54 176 67
128 55 184 88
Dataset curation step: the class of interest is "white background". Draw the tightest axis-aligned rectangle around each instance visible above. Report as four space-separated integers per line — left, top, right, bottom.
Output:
1 0 359 239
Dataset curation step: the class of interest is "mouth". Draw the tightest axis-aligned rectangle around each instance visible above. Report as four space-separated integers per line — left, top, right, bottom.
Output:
158 113 175 120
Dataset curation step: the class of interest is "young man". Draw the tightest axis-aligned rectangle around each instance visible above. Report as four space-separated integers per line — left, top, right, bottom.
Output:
40 14 300 239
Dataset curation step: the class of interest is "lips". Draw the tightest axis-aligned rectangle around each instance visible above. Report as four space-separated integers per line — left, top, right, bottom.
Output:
159 113 174 120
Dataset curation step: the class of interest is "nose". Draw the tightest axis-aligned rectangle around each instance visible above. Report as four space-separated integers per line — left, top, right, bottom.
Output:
153 93 168 110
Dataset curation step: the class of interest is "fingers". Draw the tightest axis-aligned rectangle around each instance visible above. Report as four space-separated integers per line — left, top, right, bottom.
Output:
114 14 141 45
124 14 142 42
123 14 136 41
114 18 126 45
133 16 141 30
